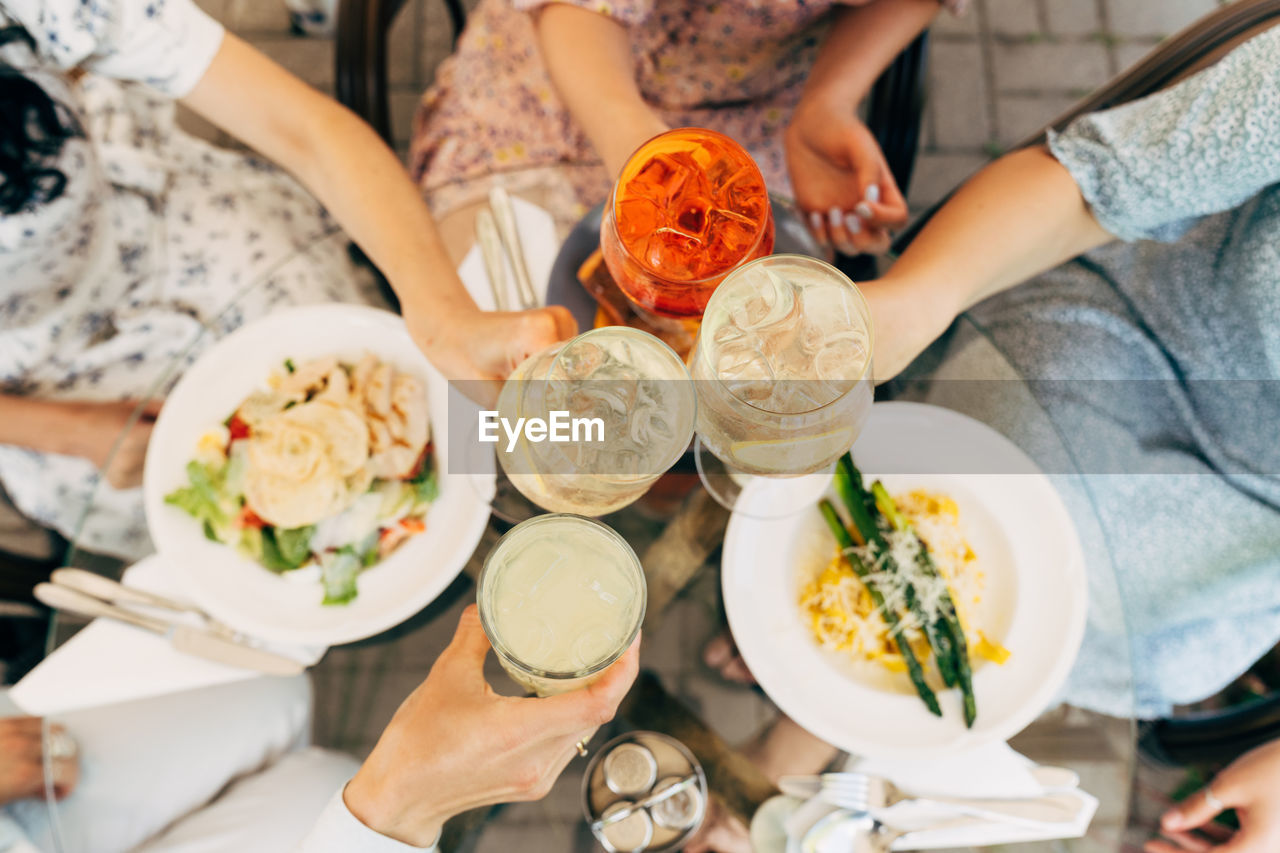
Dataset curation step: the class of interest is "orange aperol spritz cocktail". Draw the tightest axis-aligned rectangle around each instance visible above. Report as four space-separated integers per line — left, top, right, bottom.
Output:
601 128 774 320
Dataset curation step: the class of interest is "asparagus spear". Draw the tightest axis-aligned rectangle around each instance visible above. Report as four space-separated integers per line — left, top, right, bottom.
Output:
835 461 950 684
871 482 959 688
818 499 942 717
869 478 978 728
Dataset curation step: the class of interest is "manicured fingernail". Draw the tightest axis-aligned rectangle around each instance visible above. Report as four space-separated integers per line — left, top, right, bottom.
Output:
808 211 830 247
855 202 874 220
828 206 843 229
864 184 881 204
843 213 862 234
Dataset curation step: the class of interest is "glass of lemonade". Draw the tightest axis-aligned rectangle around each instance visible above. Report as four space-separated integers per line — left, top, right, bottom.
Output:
691 254 874 516
495 327 696 517
478 514 646 696
601 128 775 320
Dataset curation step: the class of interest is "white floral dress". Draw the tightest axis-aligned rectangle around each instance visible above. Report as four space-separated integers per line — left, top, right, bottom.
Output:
0 0 383 560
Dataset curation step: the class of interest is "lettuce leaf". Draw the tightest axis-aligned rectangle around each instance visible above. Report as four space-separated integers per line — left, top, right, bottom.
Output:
320 548 361 605
259 525 314 573
165 461 228 536
275 525 316 567
411 466 438 506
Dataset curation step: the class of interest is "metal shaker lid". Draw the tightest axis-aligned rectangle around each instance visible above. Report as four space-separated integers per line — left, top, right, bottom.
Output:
598 801 654 852
603 742 659 797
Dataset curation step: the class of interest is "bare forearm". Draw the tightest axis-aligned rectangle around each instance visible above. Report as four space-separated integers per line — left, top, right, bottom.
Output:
887 146 1111 306
183 35 480 347
865 147 1112 378
532 5 665 176
0 396 86 456
802 0 940 111
277 98 476 326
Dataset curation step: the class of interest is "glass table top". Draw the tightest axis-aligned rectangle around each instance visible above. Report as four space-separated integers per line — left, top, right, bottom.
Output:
38 221 1137 853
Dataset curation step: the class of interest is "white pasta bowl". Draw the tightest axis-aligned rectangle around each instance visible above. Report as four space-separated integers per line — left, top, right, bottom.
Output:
722 401 1087 759
144 304 495 646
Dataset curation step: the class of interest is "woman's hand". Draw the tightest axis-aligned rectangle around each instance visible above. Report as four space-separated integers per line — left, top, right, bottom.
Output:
781 0 940 257
405 305 578 406
1145 739 1280 853
785 102 908 256
0 718 79 804
344 605 640 847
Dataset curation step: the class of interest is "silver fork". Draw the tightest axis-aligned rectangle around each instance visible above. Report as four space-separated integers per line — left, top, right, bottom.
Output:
819 772 1083 825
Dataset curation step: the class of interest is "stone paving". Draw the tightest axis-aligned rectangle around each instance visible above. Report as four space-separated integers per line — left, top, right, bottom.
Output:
184 2 1236 851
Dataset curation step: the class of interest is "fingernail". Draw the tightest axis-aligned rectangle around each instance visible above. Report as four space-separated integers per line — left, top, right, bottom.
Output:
1161 811 1182 830
864 184 881 204
855 202 874 220
828 206 843 229
843 213 862 235
808 211 830 248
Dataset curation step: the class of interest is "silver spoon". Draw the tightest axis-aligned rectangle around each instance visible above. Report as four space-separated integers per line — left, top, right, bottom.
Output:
802 810 972 853
801 810 879 853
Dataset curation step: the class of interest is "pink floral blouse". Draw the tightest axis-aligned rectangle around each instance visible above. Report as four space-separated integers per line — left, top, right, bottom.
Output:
409 0 962 219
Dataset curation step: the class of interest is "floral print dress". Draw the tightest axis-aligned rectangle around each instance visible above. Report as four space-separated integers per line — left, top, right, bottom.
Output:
409 0 963 227
0 0 383 559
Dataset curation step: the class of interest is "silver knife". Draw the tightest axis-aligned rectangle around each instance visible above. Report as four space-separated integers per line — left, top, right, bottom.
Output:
488 187 539 309
781 766 1082 800
51 567 239 639
35 583 304 677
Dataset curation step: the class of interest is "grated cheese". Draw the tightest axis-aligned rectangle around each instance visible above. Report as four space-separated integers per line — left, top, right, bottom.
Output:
799 487 1002 673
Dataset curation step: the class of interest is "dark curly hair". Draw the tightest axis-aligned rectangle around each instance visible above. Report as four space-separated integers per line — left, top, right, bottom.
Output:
0 26 84 215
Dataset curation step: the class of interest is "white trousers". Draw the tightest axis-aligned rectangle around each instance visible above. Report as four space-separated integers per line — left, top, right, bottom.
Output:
3 676 358 853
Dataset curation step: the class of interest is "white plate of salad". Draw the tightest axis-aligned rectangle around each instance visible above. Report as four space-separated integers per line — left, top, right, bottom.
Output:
144 304 495 646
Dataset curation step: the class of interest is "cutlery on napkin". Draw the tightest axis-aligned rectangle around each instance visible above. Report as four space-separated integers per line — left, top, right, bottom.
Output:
457 194 556 311
752 742 1099 852
34 582 303 677
11 556 326 716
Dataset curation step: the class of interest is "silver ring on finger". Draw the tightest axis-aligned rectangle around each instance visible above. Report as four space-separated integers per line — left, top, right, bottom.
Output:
1203 785 1226 814
46 730 79 761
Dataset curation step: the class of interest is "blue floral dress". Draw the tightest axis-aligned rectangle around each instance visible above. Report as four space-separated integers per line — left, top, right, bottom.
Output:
940 27 1280 717
0 0 383 560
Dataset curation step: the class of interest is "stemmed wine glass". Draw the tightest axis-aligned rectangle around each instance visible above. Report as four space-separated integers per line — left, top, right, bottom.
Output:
690 254 875 517
601 128 775 328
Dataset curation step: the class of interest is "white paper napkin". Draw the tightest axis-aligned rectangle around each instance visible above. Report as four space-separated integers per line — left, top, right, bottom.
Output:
10 556 326 716
760 743 1098 852
455 195 558 311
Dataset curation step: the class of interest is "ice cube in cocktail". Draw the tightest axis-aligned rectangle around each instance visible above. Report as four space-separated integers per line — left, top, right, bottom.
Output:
602 128 775 319
692 255 873 479
495 327 696 516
